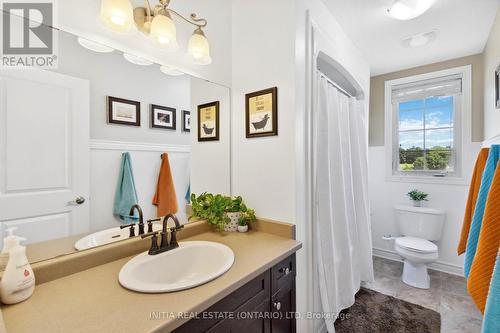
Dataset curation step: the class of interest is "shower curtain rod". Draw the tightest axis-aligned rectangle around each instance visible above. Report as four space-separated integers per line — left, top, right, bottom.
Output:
318 71 354 98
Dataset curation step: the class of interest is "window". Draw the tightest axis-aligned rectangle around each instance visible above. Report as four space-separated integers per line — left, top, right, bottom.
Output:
385 67 471 181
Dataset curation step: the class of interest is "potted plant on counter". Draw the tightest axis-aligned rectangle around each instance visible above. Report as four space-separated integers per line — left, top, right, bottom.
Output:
407 189 429 207
237 208 256 233
190 193 256 232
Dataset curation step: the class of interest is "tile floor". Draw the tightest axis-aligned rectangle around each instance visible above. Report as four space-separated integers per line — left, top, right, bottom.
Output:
362 256 483 333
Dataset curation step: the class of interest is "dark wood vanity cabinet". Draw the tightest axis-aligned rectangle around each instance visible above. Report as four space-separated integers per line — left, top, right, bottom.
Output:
173 254 296 333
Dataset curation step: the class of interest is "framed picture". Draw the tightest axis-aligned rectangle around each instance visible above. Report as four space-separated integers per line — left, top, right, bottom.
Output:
107 96 140 126
150 104 176 130
182 110 191 132
245 87 278 138
198 102 219 142
495 64 500 109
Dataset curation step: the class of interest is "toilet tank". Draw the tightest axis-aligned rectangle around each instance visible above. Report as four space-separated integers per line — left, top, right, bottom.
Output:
394 205 446 241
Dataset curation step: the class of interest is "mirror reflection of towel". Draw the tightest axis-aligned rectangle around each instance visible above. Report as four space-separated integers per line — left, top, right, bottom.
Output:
153 153 178 216
113 152 139 222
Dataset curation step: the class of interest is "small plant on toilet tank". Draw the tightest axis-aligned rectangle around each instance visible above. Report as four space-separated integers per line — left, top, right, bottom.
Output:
407 189 429 207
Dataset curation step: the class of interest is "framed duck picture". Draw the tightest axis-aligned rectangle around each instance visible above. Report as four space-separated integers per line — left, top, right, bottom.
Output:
198 101 219 141
245 87 278 138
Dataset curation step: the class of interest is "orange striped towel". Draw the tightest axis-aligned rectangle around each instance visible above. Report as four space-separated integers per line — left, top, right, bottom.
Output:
467 161 500 313
458 148 489 255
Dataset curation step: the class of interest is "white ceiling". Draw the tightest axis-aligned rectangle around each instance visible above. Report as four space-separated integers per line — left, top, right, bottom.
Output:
322 0 500 76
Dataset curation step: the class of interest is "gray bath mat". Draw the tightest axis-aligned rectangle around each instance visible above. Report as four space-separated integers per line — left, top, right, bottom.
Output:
334 288 441 333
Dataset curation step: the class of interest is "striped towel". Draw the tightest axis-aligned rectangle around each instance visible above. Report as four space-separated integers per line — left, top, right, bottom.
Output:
482 247 500 333
464 145 500 278
468 162 500 312
458 148 489 255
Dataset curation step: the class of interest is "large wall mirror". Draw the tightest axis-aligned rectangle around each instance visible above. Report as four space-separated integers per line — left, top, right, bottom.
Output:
0 14 231 266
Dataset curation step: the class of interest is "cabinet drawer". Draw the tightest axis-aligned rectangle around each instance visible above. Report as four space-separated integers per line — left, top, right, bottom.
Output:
173 271 270 333
271 254 296 294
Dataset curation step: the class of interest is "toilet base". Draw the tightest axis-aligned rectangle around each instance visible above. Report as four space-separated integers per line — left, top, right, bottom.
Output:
402 260 430 289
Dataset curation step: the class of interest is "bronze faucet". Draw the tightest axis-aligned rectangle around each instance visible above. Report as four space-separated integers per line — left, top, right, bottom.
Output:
129 204 144 235
120 204 149 237
141 214 184 255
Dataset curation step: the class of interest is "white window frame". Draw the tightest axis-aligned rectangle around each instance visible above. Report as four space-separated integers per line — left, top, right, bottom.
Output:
384 65 472 184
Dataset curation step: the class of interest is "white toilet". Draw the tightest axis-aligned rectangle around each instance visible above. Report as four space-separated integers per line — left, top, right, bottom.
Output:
393 205 446 289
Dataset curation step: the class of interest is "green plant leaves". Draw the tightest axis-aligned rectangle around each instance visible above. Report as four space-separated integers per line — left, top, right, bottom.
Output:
190 193 256 231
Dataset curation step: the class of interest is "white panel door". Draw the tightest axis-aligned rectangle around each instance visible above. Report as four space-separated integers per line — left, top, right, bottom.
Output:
0 68 90 245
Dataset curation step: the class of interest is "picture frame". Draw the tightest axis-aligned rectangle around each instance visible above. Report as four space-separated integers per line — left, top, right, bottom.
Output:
197 101 219 142
182 110 191 132
245 87 278 138
107 96 141 126
150 104 176 130
495 64 500 109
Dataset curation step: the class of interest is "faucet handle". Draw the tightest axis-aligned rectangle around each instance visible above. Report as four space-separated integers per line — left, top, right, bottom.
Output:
120 223 136 238
147 218 161 233
141 231 159 255
168 225 183 249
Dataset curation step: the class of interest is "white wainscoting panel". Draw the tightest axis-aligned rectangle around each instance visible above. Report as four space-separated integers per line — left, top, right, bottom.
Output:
90 140 191 232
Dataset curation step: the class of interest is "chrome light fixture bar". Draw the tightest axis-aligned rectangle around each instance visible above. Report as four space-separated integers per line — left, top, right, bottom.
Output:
100 0 212 65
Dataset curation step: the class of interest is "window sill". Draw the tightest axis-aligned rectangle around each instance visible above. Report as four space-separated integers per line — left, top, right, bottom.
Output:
386 175 469 186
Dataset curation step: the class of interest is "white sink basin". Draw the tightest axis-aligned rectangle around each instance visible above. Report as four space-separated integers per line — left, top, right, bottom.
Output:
118 241 234 293
74 224 162 251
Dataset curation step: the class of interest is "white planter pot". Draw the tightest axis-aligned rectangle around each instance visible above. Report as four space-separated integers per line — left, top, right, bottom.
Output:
412 200 423 207
237 225 248 233
224 212 241 232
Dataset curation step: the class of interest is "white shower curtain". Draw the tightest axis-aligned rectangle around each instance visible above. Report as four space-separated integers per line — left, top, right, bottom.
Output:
313 73 374 332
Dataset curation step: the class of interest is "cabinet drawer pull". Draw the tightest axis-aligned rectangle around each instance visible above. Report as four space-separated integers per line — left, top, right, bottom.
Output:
273 301 281 310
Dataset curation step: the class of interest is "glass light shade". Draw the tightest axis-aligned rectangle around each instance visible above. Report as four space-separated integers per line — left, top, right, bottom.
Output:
77 37 114 53
388 0 435 20
123 53 154 66
100 0 134 33
160 65 185 76
150 14 178 51
188 30 212 65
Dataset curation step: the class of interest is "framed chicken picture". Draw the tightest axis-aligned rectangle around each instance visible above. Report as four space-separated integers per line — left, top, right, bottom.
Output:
197 101 219 142
245 87 278 138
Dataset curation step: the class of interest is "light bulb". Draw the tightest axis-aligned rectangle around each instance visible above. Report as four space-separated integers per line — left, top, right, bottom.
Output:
150 13 178 51
188 28 212 65
100 0 134 33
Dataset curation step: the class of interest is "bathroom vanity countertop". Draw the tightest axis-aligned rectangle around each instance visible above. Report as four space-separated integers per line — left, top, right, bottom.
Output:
1 230 301 333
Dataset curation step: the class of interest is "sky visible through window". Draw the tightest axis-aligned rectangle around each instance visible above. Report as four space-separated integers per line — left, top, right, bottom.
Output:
399 96 453 149
398 96 454 172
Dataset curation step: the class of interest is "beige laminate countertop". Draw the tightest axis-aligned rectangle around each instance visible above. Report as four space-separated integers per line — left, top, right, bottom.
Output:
1 230 301 333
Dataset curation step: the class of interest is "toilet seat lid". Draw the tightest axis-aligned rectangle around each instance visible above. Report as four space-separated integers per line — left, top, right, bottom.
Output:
396 237 438 253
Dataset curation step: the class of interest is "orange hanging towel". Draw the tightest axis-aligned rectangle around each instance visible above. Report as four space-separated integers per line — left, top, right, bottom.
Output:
458 148 489 255
467 162 500 313
153 153 178 217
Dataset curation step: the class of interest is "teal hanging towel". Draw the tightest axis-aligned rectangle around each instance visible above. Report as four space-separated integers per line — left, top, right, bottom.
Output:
185 184 191 204
113 152 139 222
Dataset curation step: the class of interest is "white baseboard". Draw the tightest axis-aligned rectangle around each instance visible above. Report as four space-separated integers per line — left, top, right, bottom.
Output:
90 139 190 153
372 247 464 276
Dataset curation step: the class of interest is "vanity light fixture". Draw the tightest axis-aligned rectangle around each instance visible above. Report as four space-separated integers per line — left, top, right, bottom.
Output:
387 0 435 20
100 0 135 33
123 53 154 66
77 37 115 53
100 0 211 65
160 65 184 76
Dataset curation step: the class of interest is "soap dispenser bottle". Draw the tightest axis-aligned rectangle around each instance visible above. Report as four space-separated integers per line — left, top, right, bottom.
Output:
0 227 20 272
0 238 35 304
